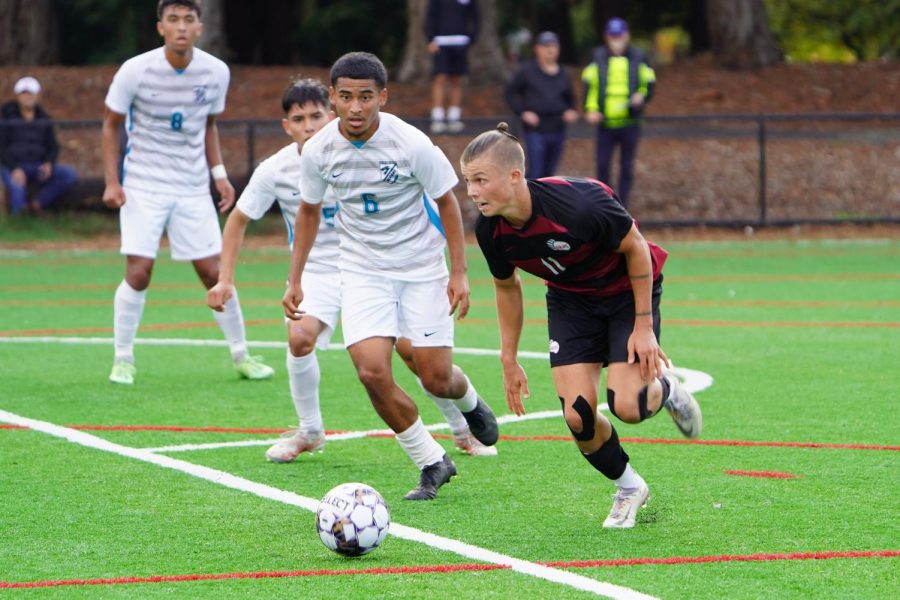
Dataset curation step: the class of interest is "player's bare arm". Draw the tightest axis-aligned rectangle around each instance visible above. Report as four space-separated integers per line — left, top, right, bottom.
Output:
207 208 251 312
101 108 127 209
282 200 321 320
434 190 470 319
205 115 235 213
617 224 668 380
494 272 530 415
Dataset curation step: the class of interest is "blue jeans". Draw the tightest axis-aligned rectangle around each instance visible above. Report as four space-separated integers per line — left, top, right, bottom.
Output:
523 130 567 179
1 162 78 214
595 126 642 208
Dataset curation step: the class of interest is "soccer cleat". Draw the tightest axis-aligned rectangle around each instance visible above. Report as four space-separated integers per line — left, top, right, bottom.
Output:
663 371 703 439
404 454 457 500
461 396 499 446
453 429 498 457
234 355 275 380
602 482 650 529
109 361 136 385
265 429 325 463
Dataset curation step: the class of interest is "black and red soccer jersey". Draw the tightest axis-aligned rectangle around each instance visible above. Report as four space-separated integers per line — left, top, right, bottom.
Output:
475 176 667 296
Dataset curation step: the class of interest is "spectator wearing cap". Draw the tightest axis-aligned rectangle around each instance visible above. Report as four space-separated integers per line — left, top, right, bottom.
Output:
1 76 77 214
581 18 656 207
504 31 578 179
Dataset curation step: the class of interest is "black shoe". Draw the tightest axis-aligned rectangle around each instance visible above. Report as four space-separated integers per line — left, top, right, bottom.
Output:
404 454 457 501
461 396 499 446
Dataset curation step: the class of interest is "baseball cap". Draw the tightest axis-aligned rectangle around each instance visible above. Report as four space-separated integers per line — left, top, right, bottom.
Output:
605 18 629 36
14 76 41 95
535 31 559 46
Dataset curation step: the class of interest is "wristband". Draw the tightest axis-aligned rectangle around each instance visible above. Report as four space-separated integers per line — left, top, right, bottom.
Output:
210 164 228 180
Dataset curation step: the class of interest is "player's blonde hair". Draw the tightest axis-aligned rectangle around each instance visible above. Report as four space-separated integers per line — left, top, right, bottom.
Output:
460 122 526 172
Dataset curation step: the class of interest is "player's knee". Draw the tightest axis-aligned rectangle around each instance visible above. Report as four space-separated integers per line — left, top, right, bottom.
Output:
561 395 597 442
355 364 392 394
606 389 641 424
419 371 454 399
125 271 151 291
288 335 315 358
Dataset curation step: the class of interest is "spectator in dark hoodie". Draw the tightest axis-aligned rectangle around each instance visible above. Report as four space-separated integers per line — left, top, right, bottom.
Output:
1 76 77 214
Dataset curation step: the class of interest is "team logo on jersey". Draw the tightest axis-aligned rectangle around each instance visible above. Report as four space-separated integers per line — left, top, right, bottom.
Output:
379 161 399 184
546 239 571 252
193 85 207 104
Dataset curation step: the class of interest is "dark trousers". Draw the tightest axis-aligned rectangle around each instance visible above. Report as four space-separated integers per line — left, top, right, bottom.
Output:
595 125 642 207
523 129 567 179
1 162 78 214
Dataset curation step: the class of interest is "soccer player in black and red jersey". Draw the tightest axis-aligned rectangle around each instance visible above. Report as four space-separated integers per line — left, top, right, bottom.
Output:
461 123 702 529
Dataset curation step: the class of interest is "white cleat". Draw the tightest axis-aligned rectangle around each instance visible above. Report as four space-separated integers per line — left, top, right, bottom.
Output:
452 429 498 456
602 482 650 529
265 429 325 463
664 370 703 439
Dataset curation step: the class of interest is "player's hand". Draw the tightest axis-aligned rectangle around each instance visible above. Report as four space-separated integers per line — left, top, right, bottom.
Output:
585 111 603 125
447 271 470 320
522 111 539 127
102 182 126 209
282 283 305 321
207 281 234 312
214 178 236 213
627 325 669 380
502 360 530 416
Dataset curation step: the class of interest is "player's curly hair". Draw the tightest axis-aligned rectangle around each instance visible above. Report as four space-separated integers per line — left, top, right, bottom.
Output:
157 0 201 20
460 122 525 171
282 77 330 113
329 52 388 89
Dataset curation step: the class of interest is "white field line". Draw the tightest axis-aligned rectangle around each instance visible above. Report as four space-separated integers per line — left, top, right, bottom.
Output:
0 408 656 600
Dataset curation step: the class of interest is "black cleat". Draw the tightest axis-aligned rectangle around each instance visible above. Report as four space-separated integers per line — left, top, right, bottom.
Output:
461 396 499 446
404 454 457 501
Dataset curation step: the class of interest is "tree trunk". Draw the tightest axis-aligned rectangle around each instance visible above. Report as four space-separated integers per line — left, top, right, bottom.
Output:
198 0 229 60
467 0 509 84
0 0 59 65
705 0 781 68
395 0 430 83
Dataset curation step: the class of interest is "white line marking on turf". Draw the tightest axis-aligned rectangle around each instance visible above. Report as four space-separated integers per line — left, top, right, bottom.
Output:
0 408 656 600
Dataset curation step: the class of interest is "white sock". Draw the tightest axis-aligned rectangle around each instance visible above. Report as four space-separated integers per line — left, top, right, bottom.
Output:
113 280 146 363
431 106 445 121
452 375 479 413
447 106 462 122
416 377 468 434
395 417 445 469
287 350 323 433
212 289 248 362
614 463 645 490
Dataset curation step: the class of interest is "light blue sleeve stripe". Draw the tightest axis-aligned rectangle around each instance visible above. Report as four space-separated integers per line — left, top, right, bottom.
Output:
423 192 445 237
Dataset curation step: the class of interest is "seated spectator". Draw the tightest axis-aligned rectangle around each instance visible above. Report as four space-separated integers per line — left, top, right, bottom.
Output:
1 76 77 214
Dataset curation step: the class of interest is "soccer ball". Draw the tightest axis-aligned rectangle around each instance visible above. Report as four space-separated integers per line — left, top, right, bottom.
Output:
316 482 390 556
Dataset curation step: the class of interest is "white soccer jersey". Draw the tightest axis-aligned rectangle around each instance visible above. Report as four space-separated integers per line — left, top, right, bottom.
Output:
236 143 338 273
298 113 458 281
105 46 230 196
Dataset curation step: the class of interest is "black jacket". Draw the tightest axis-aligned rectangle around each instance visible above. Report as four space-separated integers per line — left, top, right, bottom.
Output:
505 60 576 133
425 0 479 43
0 100 60 168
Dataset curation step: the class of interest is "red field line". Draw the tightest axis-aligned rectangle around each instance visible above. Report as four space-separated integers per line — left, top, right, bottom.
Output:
3 424 897 452
2 550 896 589
0 318 282 337
723 470 801 479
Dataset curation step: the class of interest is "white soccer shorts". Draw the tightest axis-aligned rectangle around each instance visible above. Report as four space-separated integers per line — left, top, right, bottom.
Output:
119 187 222 261
340 270 455 349
285 270 342 350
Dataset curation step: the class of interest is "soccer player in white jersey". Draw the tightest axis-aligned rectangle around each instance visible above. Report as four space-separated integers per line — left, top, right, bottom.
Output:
283 52 500 501
100 0 273 385
207 78 495 463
